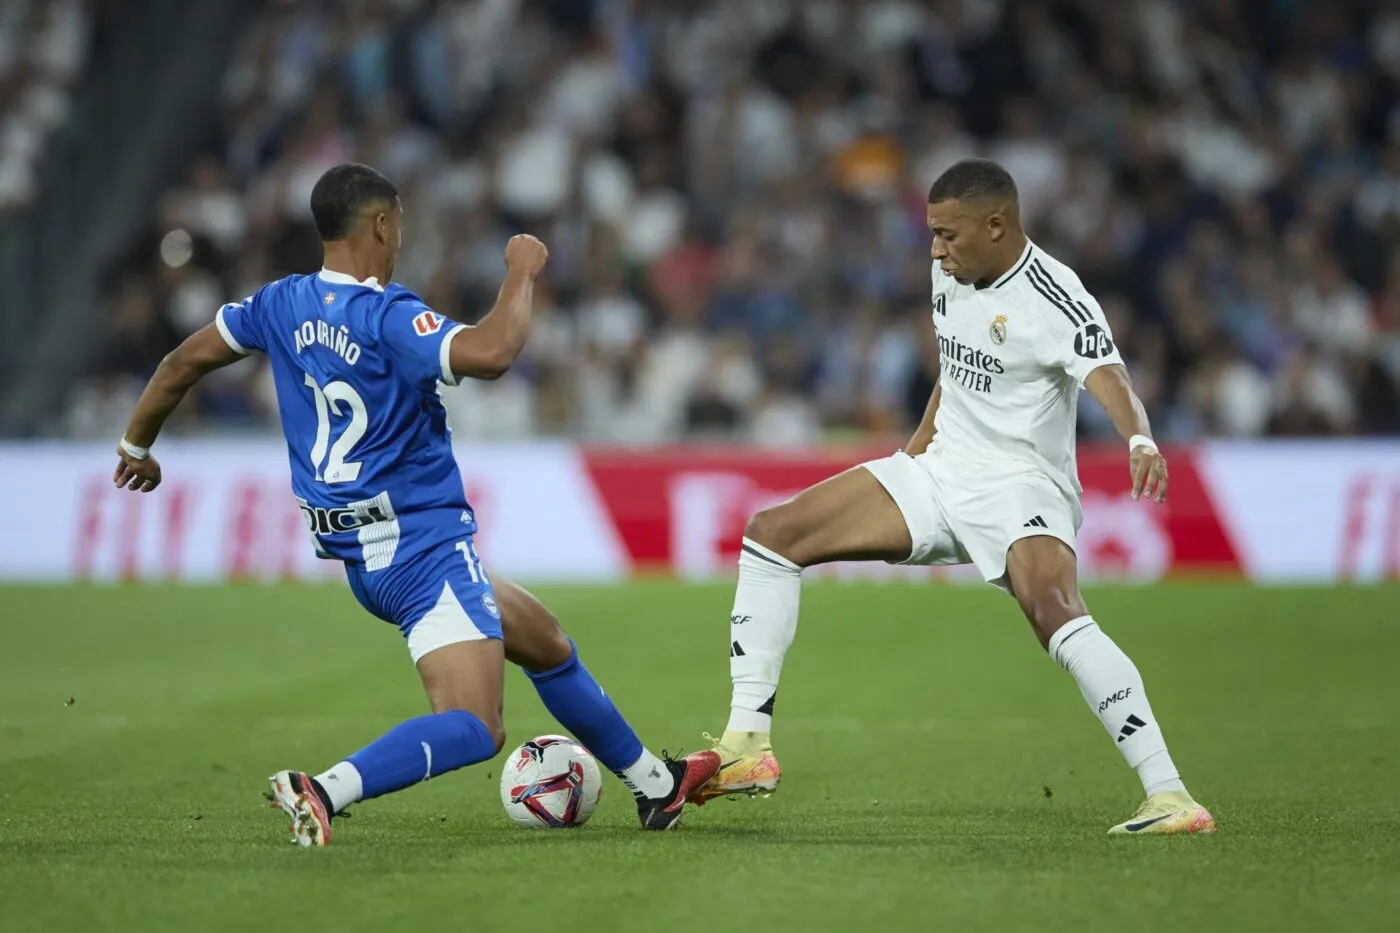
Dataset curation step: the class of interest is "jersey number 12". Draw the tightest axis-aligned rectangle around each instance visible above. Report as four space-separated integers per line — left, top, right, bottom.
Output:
304 375 367 484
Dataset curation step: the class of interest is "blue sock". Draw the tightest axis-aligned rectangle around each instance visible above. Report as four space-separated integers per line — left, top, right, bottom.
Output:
346 709 496 801
525 643 643 772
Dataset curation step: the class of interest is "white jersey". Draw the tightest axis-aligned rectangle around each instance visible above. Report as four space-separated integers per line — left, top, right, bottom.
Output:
927 240 1122 503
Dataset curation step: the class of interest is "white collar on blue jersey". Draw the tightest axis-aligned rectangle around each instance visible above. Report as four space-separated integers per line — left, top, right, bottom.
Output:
318 267 384 292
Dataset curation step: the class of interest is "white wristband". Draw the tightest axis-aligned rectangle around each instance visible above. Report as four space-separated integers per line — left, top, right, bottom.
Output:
1128 434 1157 453
120 438 150 460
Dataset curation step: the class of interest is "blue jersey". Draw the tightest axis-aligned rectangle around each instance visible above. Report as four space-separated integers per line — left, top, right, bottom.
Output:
216 269 475 570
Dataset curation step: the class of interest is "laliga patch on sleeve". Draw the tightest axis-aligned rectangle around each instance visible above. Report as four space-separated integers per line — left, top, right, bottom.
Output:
413 310 445 336
1074 322 1115 359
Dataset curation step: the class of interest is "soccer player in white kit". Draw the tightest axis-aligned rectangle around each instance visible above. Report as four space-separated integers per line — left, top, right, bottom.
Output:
692 159 1215 835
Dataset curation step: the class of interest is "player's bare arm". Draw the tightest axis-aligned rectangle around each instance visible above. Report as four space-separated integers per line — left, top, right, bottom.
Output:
904 378 942 455
1083 363 1167 504
113 323 245 492
446 234 548 380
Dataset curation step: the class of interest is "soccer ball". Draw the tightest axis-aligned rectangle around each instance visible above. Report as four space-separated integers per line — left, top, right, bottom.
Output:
500 735 602 828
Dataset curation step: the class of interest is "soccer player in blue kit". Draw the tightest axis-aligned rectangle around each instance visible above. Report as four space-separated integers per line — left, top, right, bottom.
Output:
112 163 719 846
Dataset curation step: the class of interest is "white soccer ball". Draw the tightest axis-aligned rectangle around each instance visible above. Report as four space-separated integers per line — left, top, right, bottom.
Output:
500 734 603 828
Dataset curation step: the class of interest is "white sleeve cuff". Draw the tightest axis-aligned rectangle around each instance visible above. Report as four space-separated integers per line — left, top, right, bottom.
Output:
1072 355 1119 386
215 305 250 355
439 324 468 385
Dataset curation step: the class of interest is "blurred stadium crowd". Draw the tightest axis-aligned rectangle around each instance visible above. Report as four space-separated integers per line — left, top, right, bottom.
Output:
0 0 89 211
67 0 1400 443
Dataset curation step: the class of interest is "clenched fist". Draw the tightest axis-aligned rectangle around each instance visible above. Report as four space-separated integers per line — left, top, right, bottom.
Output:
504 235 549 278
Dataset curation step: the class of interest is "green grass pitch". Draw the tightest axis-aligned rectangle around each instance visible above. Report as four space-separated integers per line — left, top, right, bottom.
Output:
1 581 1397 932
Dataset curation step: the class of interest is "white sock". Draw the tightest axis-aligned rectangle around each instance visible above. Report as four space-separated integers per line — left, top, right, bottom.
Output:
725 538 802 736
1048 616 1187 798
614 749 675 800
314 761 364 813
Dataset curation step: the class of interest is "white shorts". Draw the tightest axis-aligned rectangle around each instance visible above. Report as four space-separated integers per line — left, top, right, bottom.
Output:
862 450 1081 593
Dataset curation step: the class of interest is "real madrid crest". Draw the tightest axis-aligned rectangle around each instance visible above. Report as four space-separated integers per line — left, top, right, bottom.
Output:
990 313 1008 345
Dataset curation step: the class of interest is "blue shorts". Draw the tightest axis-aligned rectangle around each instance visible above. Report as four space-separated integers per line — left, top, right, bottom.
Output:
345 535 503 663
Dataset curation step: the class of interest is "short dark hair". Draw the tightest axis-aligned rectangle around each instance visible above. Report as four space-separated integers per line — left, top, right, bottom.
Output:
927 159 1018 205
310 163 398 241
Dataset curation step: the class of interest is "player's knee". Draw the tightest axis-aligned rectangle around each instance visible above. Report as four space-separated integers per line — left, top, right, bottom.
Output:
466 717 506 755
487 720 507 754
744 506 803 563
1021 586 1086 647
743 507 783 548
429 693 507 751
509 613 573 673
525 604 573 668
497 581 574 672
535 626 573 670
466 709 507 753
